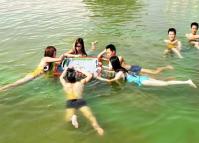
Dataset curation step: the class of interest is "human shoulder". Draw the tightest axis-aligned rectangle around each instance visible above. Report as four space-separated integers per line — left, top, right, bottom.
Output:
118 56 124 62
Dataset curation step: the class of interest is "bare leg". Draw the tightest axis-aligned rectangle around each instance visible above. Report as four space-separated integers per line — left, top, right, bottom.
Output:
141 65 174 75
0 75 34 92
79 106 104 136
171 48 183 58
142 78 197 88
65 108 78 128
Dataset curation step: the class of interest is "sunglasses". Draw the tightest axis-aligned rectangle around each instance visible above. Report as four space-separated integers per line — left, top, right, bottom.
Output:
76 44 82 48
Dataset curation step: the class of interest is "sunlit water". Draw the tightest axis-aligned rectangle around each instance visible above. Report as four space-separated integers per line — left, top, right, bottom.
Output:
0 0 199 143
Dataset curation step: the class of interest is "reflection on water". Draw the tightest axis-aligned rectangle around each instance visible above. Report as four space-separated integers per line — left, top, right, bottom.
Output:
0 0 199 143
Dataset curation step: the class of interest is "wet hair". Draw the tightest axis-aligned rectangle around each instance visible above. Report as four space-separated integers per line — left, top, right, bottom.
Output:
110 56 128 73
44 46 56 57
168 28 176 35
106 44 116 52
191 22 199 29
65 68 76 83
44 46 56 71
73 38 87 56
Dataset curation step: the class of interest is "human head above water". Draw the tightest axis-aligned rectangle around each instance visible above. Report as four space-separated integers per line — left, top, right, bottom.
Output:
105 44 116 58
191 22 198 29
65 68 76 83
44 46 56 57
73 38 87 56
110 56 127 73
191 22 199 34
168 28 176 35
168 28 176 41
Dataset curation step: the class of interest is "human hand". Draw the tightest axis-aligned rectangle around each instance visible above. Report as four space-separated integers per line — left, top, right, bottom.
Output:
91 41 98 50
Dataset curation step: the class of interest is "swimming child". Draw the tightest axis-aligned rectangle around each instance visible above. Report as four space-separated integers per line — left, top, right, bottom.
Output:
59 67 104 136
0 46 64 92
64 38 97 58
97 44 174 76
164 28 183 58
97 56 197 88
185 22 199 49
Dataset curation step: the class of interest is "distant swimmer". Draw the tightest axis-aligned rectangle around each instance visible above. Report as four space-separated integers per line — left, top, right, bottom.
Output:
164 28 183 58
97 56 197 88
59 67 104 136
185 22 199 49
0 46 65 92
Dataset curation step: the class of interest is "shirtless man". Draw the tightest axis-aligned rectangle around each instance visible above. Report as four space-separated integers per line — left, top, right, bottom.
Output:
186 22 199 49
59 67 104 136
164 28 183 58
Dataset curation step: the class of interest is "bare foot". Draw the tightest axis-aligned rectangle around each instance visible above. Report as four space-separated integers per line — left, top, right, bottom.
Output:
166 65 174 70
188 79 197 88
96 127 104 136
71 115 79 128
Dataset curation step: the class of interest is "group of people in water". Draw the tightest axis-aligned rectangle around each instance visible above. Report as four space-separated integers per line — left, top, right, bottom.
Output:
0 22 198 136
164 22 199 58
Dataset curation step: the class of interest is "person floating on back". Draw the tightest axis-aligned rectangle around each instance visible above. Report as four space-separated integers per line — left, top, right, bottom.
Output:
185 22 199 49
97 56 197 88
164 28 183 58
59 67 104 136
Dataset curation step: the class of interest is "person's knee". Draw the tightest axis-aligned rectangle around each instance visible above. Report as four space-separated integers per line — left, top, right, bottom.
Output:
65 112 74 122
65 115 72 122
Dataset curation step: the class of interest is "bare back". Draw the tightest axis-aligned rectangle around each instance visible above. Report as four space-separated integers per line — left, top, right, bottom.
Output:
62 81 84 100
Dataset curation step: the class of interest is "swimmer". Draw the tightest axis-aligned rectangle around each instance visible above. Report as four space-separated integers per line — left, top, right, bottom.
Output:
97 56 197 88
60 67 104 136
185 22 199 49
0 46 65 92
164 28 183 58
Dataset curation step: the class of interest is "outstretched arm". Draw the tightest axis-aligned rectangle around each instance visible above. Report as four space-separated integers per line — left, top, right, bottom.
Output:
96 72 122 83
97 49 106 60
0 73 41 92
59 67 68 86
76 68 92 84
44 54 64 63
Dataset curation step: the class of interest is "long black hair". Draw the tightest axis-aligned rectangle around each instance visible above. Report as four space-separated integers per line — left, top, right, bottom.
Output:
73 38 87 56
110 56 128 73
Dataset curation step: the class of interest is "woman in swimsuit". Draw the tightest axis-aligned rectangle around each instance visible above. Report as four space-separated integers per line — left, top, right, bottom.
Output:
0 46 65 92
64 38 97 58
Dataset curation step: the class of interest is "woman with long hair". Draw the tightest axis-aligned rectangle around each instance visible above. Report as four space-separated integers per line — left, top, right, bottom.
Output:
97 56 197 88
0 46 65 92
64 38 97 58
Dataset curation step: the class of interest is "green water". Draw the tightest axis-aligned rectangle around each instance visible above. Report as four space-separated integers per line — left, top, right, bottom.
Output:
0 0 199 143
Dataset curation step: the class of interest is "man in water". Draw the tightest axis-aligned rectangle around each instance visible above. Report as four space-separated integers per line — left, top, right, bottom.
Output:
59 67 104 136
186 22 199 49
164 28 183 58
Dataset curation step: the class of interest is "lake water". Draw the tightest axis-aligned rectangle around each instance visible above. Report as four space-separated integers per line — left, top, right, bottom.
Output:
0 0 199 143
